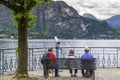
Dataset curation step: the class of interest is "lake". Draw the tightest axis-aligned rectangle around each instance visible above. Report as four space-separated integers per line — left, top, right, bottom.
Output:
0 39 120 48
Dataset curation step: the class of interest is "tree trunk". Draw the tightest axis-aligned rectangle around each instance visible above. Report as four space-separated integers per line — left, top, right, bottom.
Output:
16 17 28 78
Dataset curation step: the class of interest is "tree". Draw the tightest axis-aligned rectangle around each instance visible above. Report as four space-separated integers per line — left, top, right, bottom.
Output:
0 0 50 79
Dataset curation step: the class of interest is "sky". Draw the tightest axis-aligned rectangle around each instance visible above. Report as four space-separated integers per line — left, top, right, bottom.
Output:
53 0 120 20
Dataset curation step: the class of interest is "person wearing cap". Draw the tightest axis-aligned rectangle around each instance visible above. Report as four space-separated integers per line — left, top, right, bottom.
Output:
80 47 93 77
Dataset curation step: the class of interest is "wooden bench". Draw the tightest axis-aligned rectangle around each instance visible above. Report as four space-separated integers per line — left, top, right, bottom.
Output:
43 58 96 80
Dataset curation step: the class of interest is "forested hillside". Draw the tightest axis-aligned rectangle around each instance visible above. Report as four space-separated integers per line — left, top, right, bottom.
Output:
0 1 119 39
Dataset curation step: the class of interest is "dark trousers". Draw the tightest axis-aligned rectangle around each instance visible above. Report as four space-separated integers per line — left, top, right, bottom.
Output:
43 65 49 77
54 69 59 76
81 69 93 76
69 69 78 74
43 64 59 77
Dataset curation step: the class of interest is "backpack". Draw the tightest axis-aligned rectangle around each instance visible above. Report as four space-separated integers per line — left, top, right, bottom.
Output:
41 53 50 64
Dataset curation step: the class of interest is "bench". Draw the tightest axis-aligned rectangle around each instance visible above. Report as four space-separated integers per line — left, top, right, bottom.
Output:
43 58 96 80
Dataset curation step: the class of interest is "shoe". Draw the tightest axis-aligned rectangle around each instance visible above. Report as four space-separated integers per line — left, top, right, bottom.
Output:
74 74 77 77
84 75 91 78
55 75 60 77
48 69 52 73
82 75 85 78
82 74 84 77
44 75 49 78
71 74 74 77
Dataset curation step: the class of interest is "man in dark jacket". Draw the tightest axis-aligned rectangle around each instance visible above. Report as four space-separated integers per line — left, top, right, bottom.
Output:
41 48 60 77
41 52 49 77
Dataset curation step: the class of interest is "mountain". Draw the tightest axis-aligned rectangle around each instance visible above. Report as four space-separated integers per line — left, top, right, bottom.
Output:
82 13 98 20
31 1 119 39
0 1 119 39
106 15 120 32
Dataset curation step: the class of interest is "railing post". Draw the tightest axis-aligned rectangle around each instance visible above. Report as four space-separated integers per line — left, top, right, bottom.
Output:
28 48 30 71
31 48 34 71
117 47 119 67
102 48 105 68
28 48 34 71
56 46 59 58
1 49 4 75
0 49 1 74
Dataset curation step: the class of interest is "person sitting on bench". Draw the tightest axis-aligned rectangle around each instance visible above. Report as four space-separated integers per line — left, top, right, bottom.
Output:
67 50 78 77
81 47 94 77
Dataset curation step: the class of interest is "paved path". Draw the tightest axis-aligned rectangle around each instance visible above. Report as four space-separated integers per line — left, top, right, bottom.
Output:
0 68 120 80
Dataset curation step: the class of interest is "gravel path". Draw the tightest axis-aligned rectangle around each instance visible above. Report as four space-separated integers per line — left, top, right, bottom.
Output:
0 68 120 80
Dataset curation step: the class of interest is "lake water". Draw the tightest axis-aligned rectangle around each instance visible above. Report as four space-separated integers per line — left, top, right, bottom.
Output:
0 39 120 48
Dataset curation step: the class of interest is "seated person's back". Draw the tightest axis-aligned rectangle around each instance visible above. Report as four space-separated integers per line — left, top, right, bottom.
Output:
80 47 94 77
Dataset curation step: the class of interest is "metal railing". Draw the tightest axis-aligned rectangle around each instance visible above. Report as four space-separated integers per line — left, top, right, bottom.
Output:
0 47 120 75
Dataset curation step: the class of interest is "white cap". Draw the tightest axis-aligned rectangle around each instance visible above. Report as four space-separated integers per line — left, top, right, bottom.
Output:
84 46 90 51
